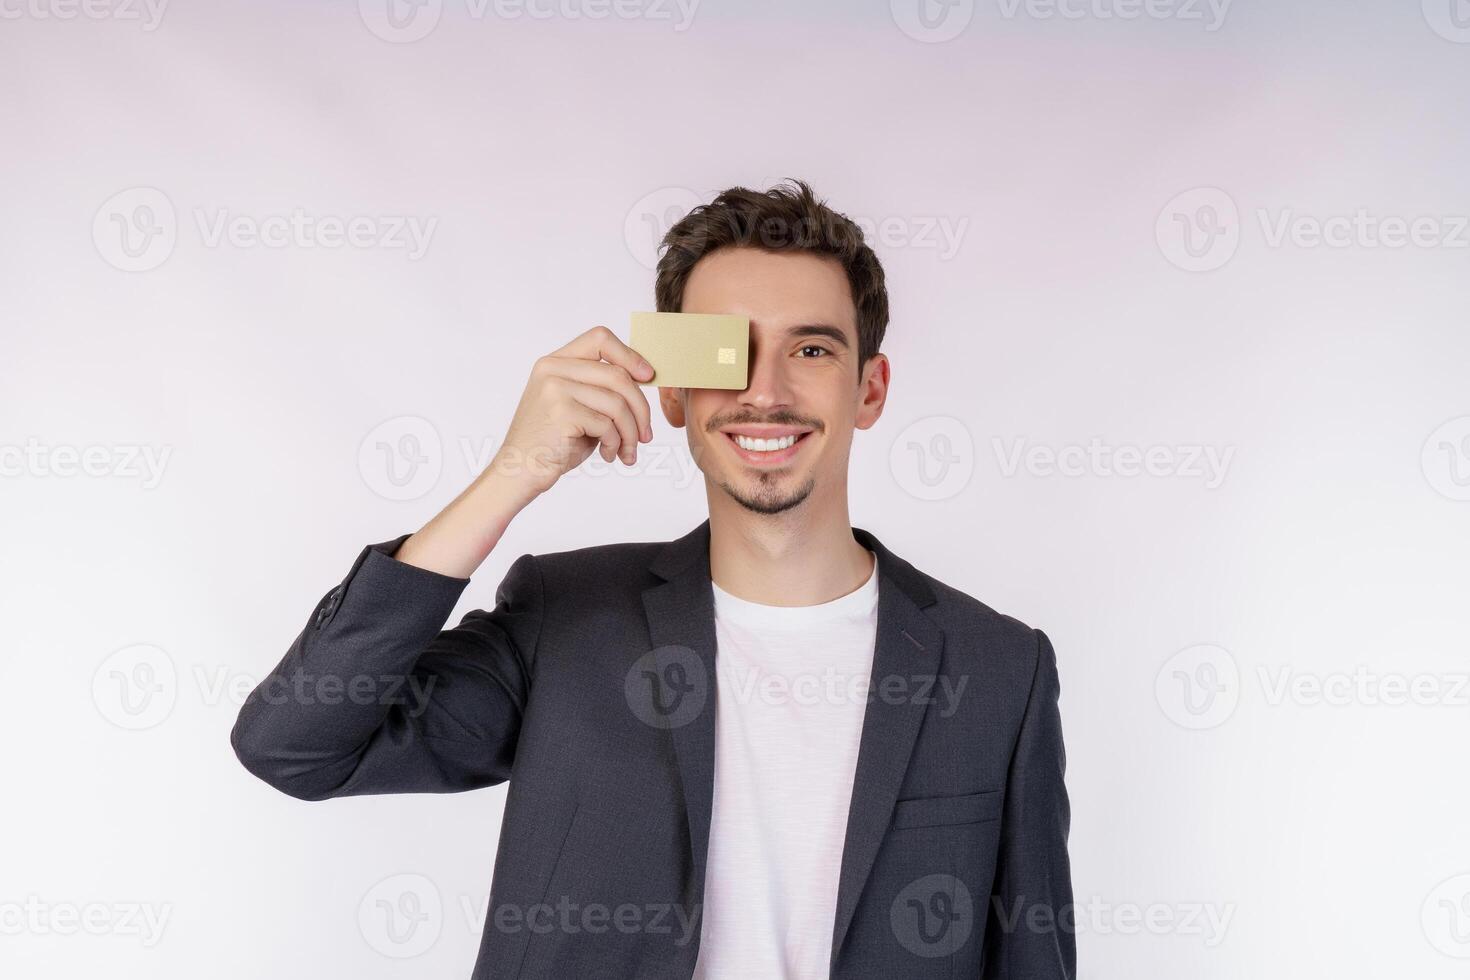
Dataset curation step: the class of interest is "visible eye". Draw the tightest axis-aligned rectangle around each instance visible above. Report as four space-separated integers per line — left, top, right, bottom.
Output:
797 345 831 358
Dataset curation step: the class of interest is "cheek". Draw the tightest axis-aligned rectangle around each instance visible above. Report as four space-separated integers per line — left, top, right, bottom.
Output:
681 396 726 452
814 422 859 469
685 391 721 420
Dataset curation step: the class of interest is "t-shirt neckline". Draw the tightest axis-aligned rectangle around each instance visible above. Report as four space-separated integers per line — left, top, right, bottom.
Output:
710 550 879 628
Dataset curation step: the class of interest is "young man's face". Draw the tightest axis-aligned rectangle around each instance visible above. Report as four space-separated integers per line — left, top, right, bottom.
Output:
658 246 889 517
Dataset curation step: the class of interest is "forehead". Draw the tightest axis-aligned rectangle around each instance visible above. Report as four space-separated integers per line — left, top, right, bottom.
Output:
680 247 856 339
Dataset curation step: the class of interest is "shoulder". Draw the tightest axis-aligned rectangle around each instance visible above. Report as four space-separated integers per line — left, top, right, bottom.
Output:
528 535 666 574
900 559 1056 691
923 573 1039 641
504 535 667 600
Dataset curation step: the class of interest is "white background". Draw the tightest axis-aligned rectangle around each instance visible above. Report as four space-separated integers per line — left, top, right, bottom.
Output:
3 1 1469 977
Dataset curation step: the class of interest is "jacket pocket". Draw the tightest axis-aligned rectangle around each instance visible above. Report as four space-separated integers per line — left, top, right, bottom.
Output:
891 789 1003 830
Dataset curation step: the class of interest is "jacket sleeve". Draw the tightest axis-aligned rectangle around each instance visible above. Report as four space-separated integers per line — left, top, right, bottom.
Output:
981 628 1076 979
229 533 544 802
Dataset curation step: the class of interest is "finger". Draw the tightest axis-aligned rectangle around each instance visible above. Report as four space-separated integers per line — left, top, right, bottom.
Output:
566 400 620 463
544 374 625 462
566 381 641 464
540 355 654 442
551 325 655 384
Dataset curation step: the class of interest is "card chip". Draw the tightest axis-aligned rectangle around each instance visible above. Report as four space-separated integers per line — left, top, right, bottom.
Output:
717 347 736 365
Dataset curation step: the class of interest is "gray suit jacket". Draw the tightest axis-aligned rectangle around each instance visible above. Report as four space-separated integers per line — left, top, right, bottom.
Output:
231 519 1074 979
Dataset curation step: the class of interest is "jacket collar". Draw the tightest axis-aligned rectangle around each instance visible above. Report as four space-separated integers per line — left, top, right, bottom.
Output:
648 517 937 610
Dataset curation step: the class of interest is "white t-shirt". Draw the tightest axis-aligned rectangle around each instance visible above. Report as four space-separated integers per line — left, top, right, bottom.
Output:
691 550 880 980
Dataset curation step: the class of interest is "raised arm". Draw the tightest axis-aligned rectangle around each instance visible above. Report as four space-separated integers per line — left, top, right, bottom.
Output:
229 536 544 800
229 325 655 800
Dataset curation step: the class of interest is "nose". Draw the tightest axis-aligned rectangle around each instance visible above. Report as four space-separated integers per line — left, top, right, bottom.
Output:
738 336 795 412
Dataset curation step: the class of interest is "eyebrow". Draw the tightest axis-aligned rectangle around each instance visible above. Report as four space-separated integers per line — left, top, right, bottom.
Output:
785 323 852 350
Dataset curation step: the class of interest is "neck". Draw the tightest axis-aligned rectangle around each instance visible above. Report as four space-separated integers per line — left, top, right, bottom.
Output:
705 488 875 607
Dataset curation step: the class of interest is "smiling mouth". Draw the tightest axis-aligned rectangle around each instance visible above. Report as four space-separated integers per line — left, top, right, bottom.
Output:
721 430 813 466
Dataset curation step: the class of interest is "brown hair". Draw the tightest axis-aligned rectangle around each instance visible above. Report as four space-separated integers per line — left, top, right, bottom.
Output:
654 179 889 380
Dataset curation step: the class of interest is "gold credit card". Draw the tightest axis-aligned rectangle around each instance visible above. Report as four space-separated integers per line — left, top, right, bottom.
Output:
628 312 749 389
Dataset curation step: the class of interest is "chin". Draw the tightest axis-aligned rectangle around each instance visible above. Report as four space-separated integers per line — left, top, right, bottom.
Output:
718 473 818 516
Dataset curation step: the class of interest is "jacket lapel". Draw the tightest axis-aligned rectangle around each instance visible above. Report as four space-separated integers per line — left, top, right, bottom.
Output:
640 519 944 971
830 526 943 965
641 520 720 907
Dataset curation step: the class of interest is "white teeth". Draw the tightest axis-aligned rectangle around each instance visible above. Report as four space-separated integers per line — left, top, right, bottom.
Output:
733 434 798 452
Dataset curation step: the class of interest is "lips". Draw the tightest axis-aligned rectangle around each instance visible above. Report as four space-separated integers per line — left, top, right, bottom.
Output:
722 430 812 467
730 432 800 452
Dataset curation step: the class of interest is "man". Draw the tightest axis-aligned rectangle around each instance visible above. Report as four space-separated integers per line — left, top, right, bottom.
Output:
231 179 1075 979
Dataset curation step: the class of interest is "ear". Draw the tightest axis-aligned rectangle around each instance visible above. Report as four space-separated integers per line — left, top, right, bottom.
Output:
854 354 890 432
657 386 687 428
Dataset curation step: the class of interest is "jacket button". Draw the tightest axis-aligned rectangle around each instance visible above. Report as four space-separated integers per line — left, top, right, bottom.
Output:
316 589 342 626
